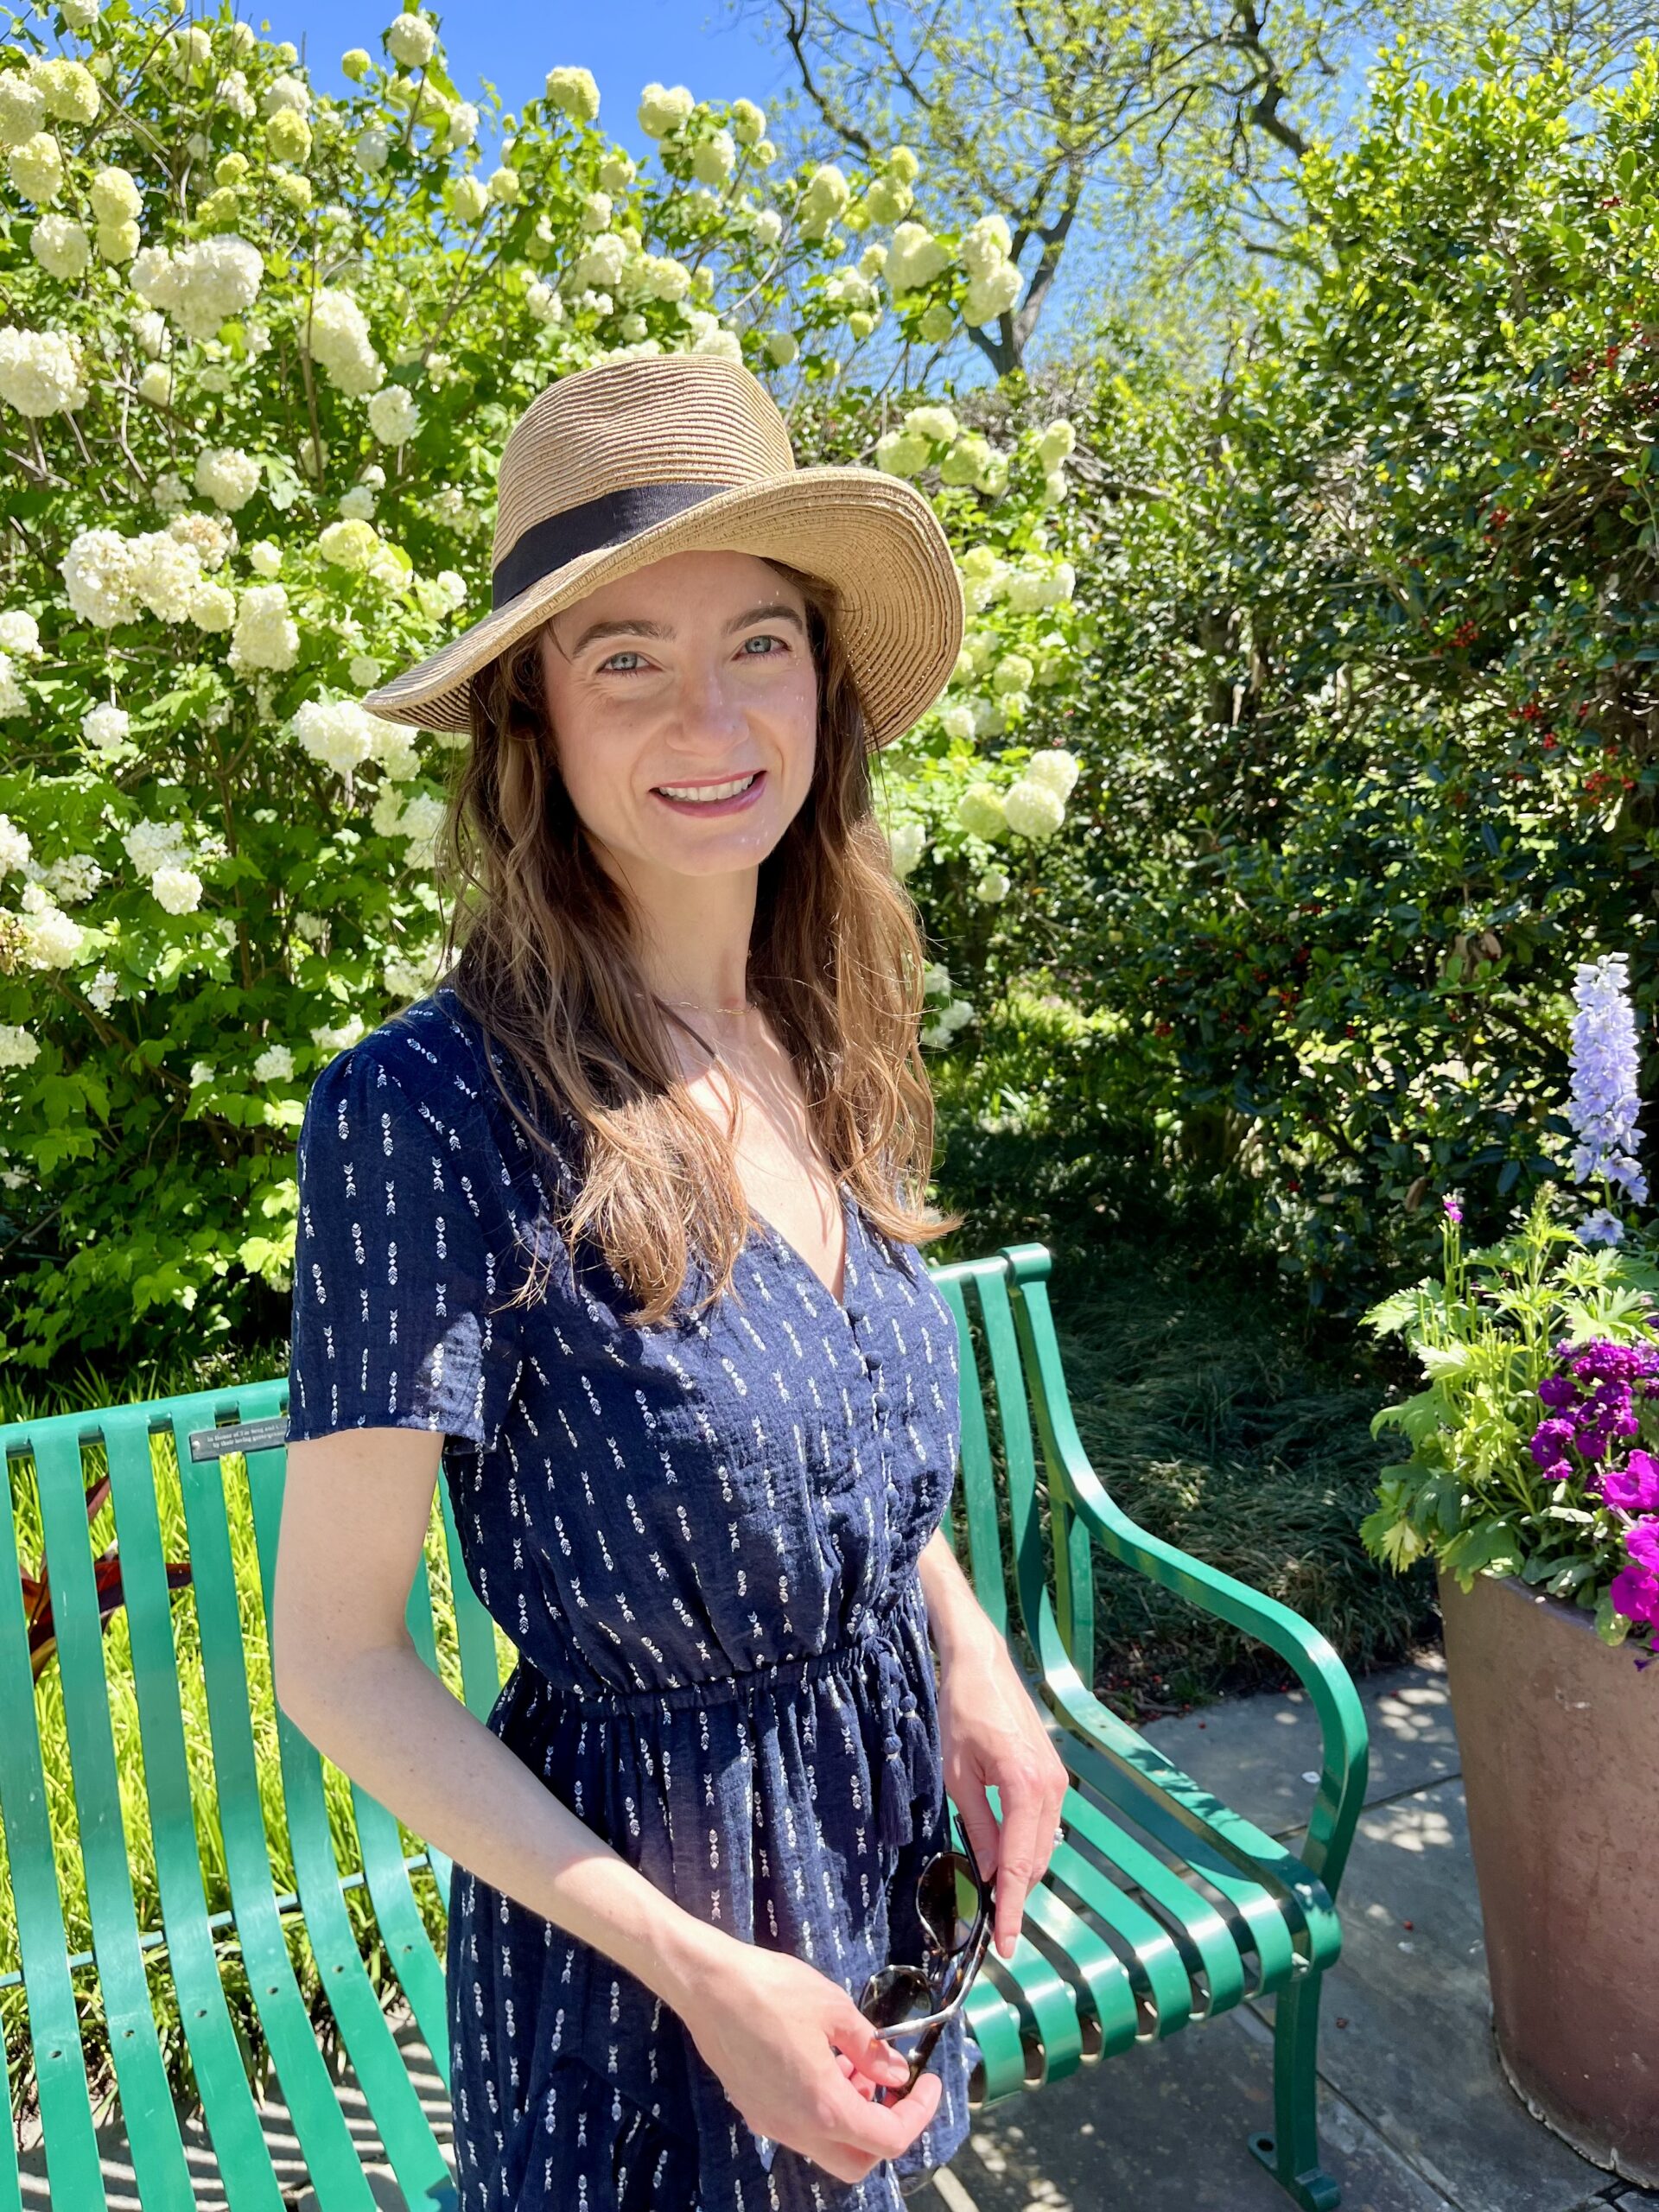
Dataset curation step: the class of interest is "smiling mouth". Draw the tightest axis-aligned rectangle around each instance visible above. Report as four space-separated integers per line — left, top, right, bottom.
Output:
652 772 763 807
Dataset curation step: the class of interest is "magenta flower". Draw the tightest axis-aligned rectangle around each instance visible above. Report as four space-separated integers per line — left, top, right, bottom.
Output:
1611 1561 1659 1629
1601 1451 1659 1514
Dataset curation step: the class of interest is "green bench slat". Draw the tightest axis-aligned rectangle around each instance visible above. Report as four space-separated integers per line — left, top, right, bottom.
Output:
0 1439 109 2212
231 1416 454 2212
101 1411 289 2212
31 1426 197 2210
163 1389 385 2212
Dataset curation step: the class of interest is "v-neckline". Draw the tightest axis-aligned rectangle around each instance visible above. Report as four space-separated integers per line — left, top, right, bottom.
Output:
749 1183 858 1315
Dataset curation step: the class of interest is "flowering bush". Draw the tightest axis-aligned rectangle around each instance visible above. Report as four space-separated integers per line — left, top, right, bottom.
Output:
1360 1190 1659 1661
0 0 1093 1370
1361 955 1659 1663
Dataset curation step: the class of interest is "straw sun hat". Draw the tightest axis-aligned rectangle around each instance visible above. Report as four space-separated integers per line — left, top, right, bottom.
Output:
360 353 967 748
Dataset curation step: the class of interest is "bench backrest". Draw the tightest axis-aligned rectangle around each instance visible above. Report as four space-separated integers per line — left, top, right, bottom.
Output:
0 1241 1078 2210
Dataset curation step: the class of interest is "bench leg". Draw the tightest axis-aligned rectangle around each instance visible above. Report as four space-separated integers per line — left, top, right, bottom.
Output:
1246 1967 1341 2211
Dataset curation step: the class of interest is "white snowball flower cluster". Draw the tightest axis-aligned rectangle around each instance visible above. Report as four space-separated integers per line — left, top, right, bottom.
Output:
253 1042 295 1082
385 946 442 999
447 173 488 224
393 791 447 867
1004 554 1076 612
543 63 601 122
690 130 736 188
84 966 119 1014
81 701 130 753
9 131 65 207
214 68 257 120
44 851 104 905
130 236 264 343
974 867 1011 903
0 326 88 415
920 963 975 1049
151 865 204 914
525 280 566 325
0 653 26 717
798 162 850 239
0 1024 41 1069
957 543 1014 613
261 69 311 117
638 82 694 137
887 820 926 877
122 816 188 876
824 264 879 316
1001 748 1080 839
14 885 84 978
30 213 91 280
938 701 977 744
571 231 630 293
1033 416 1077 503
386 10 438 67
960 214 1022 328
311 1013 367 1052
290 695 413 778
955 782 1008 839
59 525 233 628
87 164 141 261
195 445 262 511
228 582 298 671
0 74 46 149
886 222 951 296
247 540 283 576
0 814 31 872
0 610 41 658
355 124 390 175
300 287 384 396
635 254 692 302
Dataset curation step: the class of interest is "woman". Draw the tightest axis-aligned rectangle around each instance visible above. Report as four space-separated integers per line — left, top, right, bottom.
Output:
273 354 1070 2212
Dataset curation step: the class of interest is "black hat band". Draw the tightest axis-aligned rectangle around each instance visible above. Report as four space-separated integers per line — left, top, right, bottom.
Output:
490 480 737 609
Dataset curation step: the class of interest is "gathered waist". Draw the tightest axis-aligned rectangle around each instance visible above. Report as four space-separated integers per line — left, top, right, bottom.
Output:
495 1564 936 1848
506 1563 927 1722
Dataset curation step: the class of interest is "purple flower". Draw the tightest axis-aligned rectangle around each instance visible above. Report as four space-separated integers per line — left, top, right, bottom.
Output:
1537 1374 1578 1410
1611 1562 1659 1629
1529 1416 1577 1468
1601 1450 1659 1514
1578 1208 1625 1246
1566 952 1648 1204
1442 1195 1464 1224
1626 1520 1659 1573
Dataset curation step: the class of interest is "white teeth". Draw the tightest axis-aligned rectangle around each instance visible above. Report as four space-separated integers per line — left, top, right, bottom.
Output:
657 773 759 804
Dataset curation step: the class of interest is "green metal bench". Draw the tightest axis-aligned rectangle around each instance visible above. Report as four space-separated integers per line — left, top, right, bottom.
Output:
1 1240 1369 2212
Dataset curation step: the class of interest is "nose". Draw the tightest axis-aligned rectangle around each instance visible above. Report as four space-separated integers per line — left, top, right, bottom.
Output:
660 658 749 752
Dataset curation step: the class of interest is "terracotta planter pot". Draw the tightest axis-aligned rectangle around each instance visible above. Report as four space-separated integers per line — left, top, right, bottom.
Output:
1438 1564 1659 2185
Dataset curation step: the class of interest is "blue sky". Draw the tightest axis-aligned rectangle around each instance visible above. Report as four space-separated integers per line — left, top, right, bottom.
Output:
260 0 800 168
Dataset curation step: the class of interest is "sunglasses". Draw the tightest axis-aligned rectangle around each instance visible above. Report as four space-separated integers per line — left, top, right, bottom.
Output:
857 1819 995 2104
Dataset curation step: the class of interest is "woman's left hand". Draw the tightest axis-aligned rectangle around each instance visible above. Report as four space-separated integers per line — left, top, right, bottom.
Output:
934 1628 1071 1961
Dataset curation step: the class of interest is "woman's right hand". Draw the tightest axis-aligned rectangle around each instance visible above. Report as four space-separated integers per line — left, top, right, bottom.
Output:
678 1936 945 2185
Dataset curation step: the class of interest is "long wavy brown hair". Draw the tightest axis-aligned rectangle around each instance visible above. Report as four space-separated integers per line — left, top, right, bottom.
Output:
423 555 963 1328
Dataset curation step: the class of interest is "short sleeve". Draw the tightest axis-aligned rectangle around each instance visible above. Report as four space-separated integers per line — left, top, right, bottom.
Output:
285 1036 524 1453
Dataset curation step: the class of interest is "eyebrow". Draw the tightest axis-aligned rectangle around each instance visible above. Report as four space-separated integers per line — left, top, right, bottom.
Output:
565 601 808 658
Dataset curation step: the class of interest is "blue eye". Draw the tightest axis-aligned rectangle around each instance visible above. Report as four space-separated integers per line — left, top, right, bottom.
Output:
598 635 788 676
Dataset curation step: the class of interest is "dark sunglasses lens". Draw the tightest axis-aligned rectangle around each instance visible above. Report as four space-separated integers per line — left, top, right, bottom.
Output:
860 1964 936 2031
918 1851 977 1955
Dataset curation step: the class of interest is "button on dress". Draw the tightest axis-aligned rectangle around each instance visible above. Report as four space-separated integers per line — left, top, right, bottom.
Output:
284 983 981 2211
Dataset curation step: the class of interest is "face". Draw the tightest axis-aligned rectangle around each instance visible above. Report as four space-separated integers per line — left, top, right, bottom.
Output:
538 548 819 891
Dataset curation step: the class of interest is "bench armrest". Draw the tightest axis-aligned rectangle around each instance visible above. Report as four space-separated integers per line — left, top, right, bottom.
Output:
1005 1251 1371 1900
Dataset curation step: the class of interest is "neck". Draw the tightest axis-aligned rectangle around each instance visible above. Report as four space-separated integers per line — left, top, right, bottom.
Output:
601 843 760 1016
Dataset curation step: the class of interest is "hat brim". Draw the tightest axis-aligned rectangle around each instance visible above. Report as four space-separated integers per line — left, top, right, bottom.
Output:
359 467 966 750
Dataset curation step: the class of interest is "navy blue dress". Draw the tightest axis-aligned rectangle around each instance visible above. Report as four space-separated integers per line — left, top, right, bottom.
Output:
284 983 981 2211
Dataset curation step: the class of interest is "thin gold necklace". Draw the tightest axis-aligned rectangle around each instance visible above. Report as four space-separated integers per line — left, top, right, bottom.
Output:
658 995 759 1016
